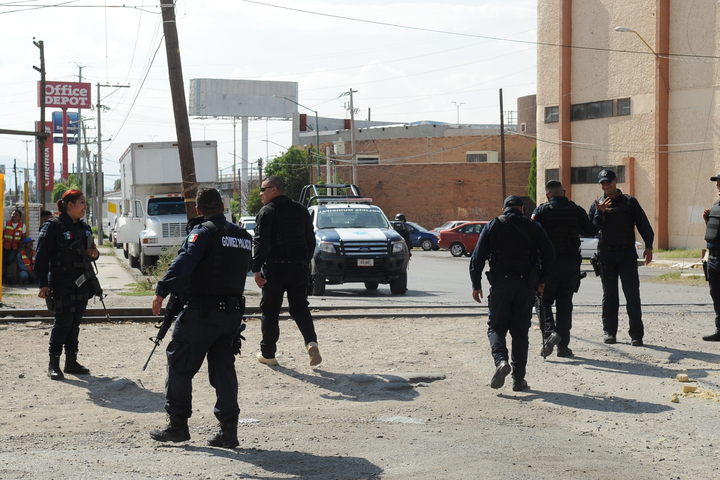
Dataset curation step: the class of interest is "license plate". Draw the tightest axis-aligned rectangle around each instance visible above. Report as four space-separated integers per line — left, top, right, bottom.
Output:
161 247 169 252
357 259 374 267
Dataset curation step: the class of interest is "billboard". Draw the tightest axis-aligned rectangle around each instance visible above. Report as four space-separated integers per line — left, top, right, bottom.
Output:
188 79 298 118
38 81 92 108
52 111 78 145
35 121 54 192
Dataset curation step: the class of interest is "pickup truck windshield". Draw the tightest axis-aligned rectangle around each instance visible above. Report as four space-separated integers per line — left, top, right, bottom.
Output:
147 198 186 216
317 208 390 229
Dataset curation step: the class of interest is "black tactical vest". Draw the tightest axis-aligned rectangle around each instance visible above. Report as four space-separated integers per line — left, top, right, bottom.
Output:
490 214 536 276
187 219 252 297
599 194 636 247
540 202 580 256
705 200 720 243
268 200 310 261
47 216 91 275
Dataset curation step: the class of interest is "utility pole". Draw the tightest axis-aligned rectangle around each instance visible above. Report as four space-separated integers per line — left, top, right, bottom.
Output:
75 64 85 176
97 82 129 244
13 160 18 203
348 88 358 185
161 1 198 220
499 89 507 200
33 39 46 208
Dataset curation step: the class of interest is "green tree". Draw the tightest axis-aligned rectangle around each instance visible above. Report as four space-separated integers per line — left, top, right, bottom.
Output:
526 144 537 204
264 146 311 201
247 186 262 215
114 178 121 191
52 173 84 202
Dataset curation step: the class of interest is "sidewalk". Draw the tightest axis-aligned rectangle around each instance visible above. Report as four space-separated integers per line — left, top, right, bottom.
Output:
2 245 137 297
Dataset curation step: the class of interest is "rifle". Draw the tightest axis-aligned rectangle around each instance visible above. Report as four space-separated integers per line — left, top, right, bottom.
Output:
74 236 110 321
142 294 183 371
534 292 548 358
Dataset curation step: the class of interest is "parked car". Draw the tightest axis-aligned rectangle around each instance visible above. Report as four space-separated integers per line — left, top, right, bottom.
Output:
434 220 470 233
239 216 256 237
111 217 119 248
579 236 644 260
405 221 440 251
438 221 489 257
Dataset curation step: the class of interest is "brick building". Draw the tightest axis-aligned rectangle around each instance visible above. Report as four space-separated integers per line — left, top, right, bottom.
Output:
295 122 536 228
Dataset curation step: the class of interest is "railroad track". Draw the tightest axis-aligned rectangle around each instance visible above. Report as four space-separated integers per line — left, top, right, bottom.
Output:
0 302 712 324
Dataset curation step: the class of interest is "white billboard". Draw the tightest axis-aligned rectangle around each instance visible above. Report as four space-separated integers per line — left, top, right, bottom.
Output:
189 79 298 118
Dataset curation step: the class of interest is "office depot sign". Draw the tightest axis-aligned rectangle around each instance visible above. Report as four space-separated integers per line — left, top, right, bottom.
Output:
38 81 91 108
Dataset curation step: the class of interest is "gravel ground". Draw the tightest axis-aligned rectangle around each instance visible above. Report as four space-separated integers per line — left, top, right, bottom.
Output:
2 282 720 479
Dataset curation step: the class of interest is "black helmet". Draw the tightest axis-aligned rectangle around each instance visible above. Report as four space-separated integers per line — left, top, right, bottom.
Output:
395 213 406 222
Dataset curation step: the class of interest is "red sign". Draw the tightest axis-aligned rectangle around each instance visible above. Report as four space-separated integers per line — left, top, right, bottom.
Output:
38 81 91 108
35 121 54 192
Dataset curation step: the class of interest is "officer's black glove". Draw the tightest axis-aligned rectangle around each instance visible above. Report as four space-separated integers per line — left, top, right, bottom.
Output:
231 322 247 356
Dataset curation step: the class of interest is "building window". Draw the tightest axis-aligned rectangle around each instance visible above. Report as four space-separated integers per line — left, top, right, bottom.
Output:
466 151 498 163
545 106 559 123
357 155 379 165
617 98 631 116
520 123 527 133
571 100 613 121
545 166 625 184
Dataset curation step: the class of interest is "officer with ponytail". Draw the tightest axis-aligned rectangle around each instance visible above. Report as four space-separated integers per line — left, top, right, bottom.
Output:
35 189 98 380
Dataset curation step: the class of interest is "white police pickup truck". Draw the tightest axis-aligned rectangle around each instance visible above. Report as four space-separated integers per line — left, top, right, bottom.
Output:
300 184 410 296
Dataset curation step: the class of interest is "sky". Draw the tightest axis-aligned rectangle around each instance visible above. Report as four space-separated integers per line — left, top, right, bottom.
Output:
0 0 537 192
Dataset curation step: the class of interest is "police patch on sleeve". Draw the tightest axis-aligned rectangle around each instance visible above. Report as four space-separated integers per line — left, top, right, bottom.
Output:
188 233 198 243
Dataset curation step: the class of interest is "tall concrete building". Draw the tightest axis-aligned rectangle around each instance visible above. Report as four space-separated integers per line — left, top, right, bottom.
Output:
537 0 719 249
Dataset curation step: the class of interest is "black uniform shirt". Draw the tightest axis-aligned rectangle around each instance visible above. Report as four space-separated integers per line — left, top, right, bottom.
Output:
531 195 597 255
588 189 654 249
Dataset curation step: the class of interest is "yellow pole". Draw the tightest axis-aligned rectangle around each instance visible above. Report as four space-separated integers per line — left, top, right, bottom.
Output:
0 173 5 301
24 179 29 239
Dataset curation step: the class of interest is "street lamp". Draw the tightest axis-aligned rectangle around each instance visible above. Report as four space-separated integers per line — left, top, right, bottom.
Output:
451 101 465 124
614 26 657 56
274 95 321 183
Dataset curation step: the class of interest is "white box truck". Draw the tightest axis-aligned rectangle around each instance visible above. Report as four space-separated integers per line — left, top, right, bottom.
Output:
115 141 222 273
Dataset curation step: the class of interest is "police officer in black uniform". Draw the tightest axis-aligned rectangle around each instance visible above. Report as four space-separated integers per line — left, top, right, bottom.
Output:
149 188 252 449
532 180 597 357
393 213 412 253
253 175 321 367
702 172 720 341
470 195 555 392
35 189 98 381
588 169 654 346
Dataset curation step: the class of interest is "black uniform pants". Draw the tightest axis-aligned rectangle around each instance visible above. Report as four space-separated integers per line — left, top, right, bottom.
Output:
48 297 88 356
259 263 317 359
487 278 535 381
707 253 720 333
598 247 643 341
542 256 580 350
164 307 242 422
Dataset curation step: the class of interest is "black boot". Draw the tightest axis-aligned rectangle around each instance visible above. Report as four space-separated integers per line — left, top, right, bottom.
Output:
48 354 64 380
207 417 239 448
63 352 90 375
150 414 191 442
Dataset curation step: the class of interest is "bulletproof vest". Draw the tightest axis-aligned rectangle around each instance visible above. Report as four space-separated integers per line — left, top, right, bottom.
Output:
47 216 90 275
268 200 310 261
187 219 252 297
705 201 720 243
540 202 580 256
599 194 636 247
489 215 536 276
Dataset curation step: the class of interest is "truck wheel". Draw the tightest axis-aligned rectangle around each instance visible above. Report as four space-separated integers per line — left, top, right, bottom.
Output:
389 272 407 295
140 251 156 275
421 239 433 251
123 244 129 259
364 281 379 290
311 274 326 296
450 243 466 257
129 253 140 269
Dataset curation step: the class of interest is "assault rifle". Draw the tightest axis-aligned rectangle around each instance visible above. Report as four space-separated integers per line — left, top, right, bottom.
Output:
534 293 549 358
142 294 183 371
74 236 110 321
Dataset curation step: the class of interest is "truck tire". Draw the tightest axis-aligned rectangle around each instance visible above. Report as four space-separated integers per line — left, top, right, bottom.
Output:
450 242 466 257
129 253 140 269
364 281 379 290
140 251 156 275
123 244 129 259
389 272 407 295
311 274 326 296
421 238 433 251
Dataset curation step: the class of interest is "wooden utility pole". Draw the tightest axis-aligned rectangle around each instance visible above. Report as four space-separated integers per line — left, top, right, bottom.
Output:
499 88 507 200
33 40 46 208
161 1 198 220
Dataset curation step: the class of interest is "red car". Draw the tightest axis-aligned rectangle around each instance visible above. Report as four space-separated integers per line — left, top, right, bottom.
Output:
438 221 489 257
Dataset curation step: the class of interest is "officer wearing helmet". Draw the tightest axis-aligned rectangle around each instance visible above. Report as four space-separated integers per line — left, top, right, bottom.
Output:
393 213 412 253
702 171 720 341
